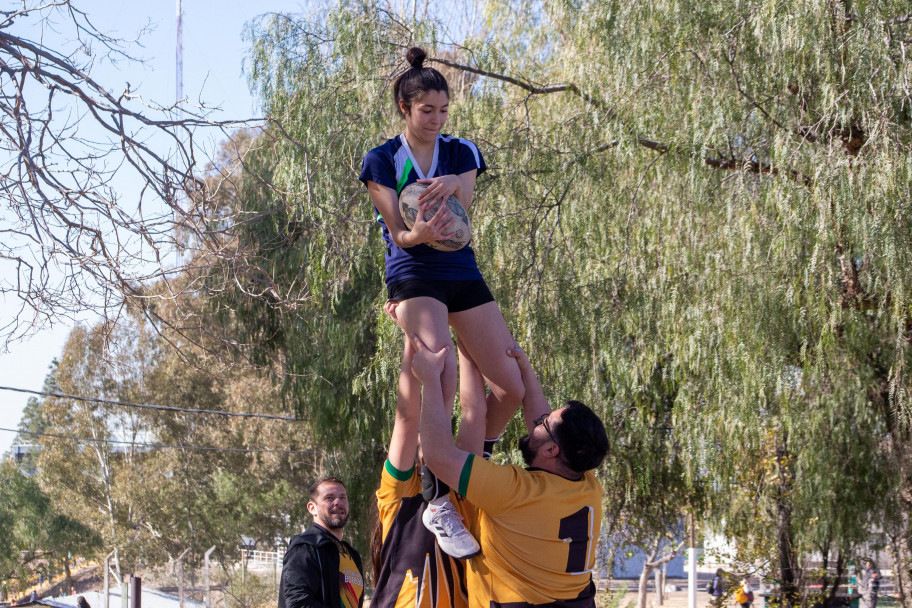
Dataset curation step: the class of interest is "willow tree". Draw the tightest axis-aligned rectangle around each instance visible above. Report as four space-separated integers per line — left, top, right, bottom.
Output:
236 0 911 593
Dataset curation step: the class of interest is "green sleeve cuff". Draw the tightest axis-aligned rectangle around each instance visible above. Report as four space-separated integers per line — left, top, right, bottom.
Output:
458 453 474 497
384 459 414 482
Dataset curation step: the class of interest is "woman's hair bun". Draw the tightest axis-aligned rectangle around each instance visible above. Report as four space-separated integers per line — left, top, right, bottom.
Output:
392 46 448 116
405 47 427 69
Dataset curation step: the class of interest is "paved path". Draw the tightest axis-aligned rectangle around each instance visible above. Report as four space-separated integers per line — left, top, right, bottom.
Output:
630 589 713 608
607 581 723 608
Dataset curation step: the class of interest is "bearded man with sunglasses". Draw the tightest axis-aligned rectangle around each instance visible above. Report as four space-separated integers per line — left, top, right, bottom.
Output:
409 334 610 608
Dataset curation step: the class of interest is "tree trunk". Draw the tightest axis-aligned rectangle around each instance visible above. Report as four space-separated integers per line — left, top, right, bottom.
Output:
818 539 843 607
820 541 830 599
869 362 912 607
638 538 687 608
663 564 668 601
655 566 664 606
776 435 799 608
638 539 662 608
829 550 846 607
638 554 657 608
660 563 667 601
63 556 73 592
777 504 797 607
895 512 912 608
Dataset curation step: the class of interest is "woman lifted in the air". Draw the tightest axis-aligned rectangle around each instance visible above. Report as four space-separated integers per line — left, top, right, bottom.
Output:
359 46 524 558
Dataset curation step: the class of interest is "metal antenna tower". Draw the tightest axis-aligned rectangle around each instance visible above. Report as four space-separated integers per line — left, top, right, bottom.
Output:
176 0 183 105
174 0 184 269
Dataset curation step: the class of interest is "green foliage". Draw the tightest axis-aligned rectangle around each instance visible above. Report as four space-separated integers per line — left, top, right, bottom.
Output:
31 300 318 576
10 371 54 475
8 0 908 594
234 0 912 590
223 570 277 608
0 460 100 593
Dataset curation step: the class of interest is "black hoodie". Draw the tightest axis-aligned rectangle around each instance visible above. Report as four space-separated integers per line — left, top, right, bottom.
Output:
278 524 364 608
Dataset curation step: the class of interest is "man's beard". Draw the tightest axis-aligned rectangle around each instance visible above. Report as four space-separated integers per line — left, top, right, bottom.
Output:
518 433 535 466
323 510 349 529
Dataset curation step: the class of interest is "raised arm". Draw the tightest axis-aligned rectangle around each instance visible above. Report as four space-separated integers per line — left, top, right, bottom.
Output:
410 335 470 490
387 337 420 471
507 344 551 432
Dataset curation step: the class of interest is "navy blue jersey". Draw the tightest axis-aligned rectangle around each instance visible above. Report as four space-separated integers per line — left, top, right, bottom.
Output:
359 133 487 284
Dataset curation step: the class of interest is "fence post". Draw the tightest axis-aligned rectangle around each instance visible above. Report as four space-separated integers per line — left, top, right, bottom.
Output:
130 576 141 608
204 546 216 608
104 551 115 608
276 549 282 592
177 549 191 608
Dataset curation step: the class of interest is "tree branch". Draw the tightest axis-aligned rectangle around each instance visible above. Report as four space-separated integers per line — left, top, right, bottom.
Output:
0 1 282 343
645 540 687 568
429 56 616 117
704 154 812 187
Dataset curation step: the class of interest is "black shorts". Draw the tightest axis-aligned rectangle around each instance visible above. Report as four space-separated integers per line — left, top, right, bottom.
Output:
387 278 495 313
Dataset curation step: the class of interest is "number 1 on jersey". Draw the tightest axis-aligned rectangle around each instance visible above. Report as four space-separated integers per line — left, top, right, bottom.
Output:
558 507 593 574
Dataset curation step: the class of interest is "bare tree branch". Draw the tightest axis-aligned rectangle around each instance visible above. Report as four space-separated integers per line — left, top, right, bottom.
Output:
429 55 617 118
0 1 278 346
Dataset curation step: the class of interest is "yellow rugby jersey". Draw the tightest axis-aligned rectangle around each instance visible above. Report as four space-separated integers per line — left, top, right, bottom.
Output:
373 460 469 608
458 454 602 608
337 541 364 608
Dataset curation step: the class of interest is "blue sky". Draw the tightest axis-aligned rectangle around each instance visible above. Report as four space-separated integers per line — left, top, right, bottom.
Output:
0 0 306 453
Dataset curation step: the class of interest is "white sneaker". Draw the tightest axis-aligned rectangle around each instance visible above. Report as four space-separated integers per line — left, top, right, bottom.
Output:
422 499 481 559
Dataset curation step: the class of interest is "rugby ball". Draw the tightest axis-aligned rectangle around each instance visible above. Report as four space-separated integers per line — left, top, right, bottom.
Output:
399 182 472 252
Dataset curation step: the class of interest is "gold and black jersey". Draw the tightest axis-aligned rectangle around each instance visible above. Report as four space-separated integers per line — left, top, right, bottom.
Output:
337 539 364 608
458 454 602 608
372 460 469 608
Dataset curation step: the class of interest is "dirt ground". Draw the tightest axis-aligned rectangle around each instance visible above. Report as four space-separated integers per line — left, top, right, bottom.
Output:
6 565 103 604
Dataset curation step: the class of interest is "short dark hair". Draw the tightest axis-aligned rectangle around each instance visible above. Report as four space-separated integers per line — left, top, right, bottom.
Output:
392 47 449 117
309 476 346 500
553 401 609 473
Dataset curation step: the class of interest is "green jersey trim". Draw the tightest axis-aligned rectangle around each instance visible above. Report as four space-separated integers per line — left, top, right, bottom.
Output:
384 459 415 482
458 453 474 497
396 157 414 194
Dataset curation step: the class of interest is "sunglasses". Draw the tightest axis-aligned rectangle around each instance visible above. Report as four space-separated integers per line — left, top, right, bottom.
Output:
534 412 559 448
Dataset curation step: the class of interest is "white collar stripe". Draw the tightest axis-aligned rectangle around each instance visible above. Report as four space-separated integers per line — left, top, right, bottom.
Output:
393 146 410 183
440 134 481 168
459 137 481 167
398 133 440 179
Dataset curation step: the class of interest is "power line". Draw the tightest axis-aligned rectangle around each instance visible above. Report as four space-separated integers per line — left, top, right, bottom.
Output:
1 427 319 454
0 386 303 422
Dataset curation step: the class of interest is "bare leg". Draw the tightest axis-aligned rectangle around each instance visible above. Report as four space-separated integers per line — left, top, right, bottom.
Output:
392 300 481 559
397 297 457 415
453 339 487 455
449 301 524 438
387 338 420 471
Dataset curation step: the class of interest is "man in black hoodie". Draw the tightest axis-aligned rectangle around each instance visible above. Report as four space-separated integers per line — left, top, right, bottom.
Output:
279 476 364 608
